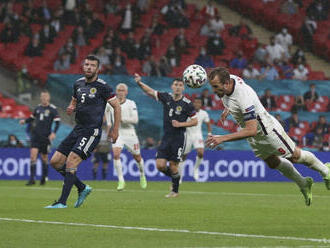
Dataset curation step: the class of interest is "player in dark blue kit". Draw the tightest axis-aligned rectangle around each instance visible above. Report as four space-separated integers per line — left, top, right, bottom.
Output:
134 73 197 198
45 55 121 208
20 90 60 186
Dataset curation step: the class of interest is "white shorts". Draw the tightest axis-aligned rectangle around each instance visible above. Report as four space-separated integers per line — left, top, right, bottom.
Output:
113 133 140 155
184 133 204 155
248 115 296 160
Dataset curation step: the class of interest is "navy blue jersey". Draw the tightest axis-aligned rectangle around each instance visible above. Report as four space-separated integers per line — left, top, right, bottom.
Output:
73 77 115 128
157 92 196 136
31 104 60 137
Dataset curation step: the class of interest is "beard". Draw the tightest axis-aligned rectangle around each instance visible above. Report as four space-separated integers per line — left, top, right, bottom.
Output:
85 71 96 80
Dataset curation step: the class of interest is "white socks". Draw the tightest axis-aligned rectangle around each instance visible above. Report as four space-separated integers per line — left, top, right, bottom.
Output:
114 159 125 182
194 156 203 170
277 157 306 188
297 150 329 177
137 158 145 177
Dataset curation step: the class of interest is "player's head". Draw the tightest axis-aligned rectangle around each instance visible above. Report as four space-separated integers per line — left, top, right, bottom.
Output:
40 90 50 106
83 55 100 80
208 67 231 97
116 83 128 100
171 78 184 96
193 97 203 111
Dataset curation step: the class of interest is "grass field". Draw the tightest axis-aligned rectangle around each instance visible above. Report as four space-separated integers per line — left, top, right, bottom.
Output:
1 180 330 248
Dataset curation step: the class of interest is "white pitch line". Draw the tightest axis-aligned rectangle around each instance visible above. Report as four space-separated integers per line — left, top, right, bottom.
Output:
1 186 330 199
0 217 329 244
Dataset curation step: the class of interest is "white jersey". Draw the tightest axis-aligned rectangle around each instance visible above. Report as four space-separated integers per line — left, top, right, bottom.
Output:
186 109 210 136
105 99 138 136
222 75 295 159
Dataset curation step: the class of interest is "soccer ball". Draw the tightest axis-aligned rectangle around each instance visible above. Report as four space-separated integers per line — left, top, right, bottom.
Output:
183 64 207 89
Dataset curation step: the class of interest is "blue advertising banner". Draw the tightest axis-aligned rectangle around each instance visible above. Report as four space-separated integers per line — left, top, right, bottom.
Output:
0 148 329 182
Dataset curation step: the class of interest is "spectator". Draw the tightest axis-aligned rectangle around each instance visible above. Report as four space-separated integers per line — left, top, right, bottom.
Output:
38 0 52 22
293 64 309 81
229 18 252 38
149 15 165 36
241 33 258 59
206 32 225 55
159 56 172 76
120 3 136 33
313 115 328 134
110 47 126 66
25 37 43 57
84 17 99 40
242 64 260 79
72 25 87 46
142 56 160 76
266 36 285 63
174 28 190 54
91 13 105 34
63 0 76 24
54 53 70 71
137 34 152 60
320 141 329 152
6 134 24 148
275 114 285 127
279 60 294 79
254 43 267 64
17 64 31 94
163 1 189 28
111 56 128 75
122 32 137 59
96 46 111 72
200 89 213 109
292 95 306 112
103 28 121 50
194 46 215 68
59 38 77 64
104 0 119 14
137 0 150 14
143 137 156 149
312 127 324 149
0 23 18 43
210 14 225 33
285 112 300 131
303 83 319 102
260 89 277 111
260 63 279 80
39 23 57 45
281 0 299 14
201 0 219 19
307 0 328 21
166 43 181 67
275 28 292 57
301 16 317 51
291 48 306 65
200 19 215 37
229 50 247 69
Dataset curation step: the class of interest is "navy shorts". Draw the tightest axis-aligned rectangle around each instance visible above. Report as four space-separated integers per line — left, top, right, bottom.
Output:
92 152 109 163
156 133 186 162
57 125 101 160
30 134 50 155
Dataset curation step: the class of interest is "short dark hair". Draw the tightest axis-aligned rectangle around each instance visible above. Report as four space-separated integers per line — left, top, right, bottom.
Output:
85 54 100 67
172 78 184 84
40 89 49 94
208 67 230 84
194 97 202 102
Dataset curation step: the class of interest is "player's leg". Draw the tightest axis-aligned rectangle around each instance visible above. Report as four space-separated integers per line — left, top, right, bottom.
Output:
289 147 330 189
166 160 180 198
133 154 147 189
113 147 125 190
264 154 312 206
40 153 49 185
26 148 38 186
101 154 108 180
193 148 204 181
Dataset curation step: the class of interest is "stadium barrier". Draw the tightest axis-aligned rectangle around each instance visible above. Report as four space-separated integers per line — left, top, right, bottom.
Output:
0 148 327 182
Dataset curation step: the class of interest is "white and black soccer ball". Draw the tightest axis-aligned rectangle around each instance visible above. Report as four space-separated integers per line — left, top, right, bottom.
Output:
183 64 207 89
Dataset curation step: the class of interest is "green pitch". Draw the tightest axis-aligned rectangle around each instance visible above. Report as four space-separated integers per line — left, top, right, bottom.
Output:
1 180 330 247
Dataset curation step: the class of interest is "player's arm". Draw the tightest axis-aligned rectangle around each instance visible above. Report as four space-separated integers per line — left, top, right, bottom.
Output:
20 108 36 125
206 121 212 135
122 102 138 124
134 73 157 100
104 103 113 128
172 116 198 128
66 97 77 115
206 119 257 148
49 110 61 141
108 97 121 143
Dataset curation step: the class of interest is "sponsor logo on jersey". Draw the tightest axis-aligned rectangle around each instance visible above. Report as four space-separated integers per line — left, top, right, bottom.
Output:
245 105 255 112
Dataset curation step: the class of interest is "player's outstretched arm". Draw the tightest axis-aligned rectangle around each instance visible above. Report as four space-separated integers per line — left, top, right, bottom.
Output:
220 108 229 124
206 119 258 148
66 97 77 115
172 117 198 128
108 97 121 143
134 73 157 100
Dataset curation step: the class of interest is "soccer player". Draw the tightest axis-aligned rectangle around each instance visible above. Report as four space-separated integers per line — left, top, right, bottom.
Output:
179 97 212 182
105 83 147 191
206 67 330 206
19 90 60 186
45 55 121 208
134 73 197 198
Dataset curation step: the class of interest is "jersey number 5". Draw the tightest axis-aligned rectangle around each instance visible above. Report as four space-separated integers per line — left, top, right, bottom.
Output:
81 93 86 103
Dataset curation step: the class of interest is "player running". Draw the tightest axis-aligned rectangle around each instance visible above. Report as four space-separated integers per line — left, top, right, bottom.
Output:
134 73 197 198
45 55 121 208
178 97 212 182
206 67 330 206
20 90 60 186
105 83 147 191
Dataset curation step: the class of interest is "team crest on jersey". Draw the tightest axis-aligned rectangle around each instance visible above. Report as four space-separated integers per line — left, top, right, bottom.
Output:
89 87 97 98
175 106 182 115
44 110 50 116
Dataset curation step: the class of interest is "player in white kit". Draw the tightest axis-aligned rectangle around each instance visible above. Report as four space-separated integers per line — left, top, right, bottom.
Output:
105 83 147 191
206 67 330 206
179 98 212 182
